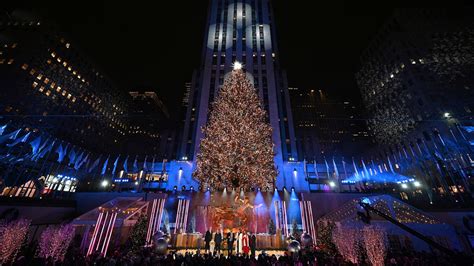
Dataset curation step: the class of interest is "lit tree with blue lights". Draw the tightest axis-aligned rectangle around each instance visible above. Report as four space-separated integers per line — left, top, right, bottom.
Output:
193 62 277 190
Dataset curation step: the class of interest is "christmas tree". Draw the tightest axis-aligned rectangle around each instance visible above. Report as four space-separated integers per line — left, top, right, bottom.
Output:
193 62 277 190
129 215 148 252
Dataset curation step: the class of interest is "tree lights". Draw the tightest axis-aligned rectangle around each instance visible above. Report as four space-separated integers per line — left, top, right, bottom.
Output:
0 219 30 264
193 66 277 190
37 224 75 262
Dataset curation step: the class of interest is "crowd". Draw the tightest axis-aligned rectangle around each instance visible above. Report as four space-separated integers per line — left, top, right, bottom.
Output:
20 247 470 266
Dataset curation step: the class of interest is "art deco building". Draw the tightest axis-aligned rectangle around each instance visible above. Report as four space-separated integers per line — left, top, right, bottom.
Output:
179 0 298 165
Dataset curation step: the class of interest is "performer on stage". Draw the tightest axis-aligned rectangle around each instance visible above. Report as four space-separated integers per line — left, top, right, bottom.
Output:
250 234 257 258
204 229 212 253
215 230 222 254
242 232 250 255
226 231 234 255
209 232 215 255
235 230 243 254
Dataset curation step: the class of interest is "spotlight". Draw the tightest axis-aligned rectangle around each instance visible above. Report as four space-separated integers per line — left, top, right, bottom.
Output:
291 187 295 191
173 186 177 191
429 201 433 205
275 187 278 191
400 183 408 189
101 180 109 187
443 112 451 118
207 187 210 191
134 181 139 185
329 181 336 188
413 181 421 187
283 186 287 191
182 185 186 191
190 186 194 191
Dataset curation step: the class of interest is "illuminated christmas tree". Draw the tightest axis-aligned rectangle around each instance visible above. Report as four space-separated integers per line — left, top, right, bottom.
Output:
193 62 277 190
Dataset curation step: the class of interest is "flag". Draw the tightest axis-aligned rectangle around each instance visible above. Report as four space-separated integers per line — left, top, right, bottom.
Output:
361 159 369 177
112 155 120 175
68 147 77 165
352 157 359 178
342 158 347 179
6 131 31 147
313 159 319 179
143 155 148 171
34 140 56 161
32 137 51 160
74 151 84 169
123 155 129 173
132 155 138 172
0 124 7 135
29 135 42 155
151 156 156 173
56 143 69 163
76 152 89 170
0 129 21 145
332 157 339 179
324 157 330 178
88 156 102 173
101 156 110 175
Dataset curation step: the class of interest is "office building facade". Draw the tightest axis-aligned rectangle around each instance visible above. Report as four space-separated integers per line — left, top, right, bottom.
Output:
179 0 298 167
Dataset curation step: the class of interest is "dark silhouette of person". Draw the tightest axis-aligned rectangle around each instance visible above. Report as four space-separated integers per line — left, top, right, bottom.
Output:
215 231 222 254
227 232 234 255
250 234 257 258
204 230 212 252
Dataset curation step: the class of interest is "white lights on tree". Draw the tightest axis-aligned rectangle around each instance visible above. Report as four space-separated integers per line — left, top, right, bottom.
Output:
332 225 360 264
193 66 276 190
363 226 387 266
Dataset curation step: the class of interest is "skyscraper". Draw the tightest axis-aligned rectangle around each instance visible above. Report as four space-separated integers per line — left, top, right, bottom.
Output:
289 87 372 161
356 9 474 199
179 0 298 169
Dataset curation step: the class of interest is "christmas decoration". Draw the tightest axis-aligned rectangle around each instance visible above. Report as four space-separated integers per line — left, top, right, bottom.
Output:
287 240 301 253
37 224 75 262
291 219 300 240
268 218 276 234
193 65 277 190
129 215 148 252
332 225 360 264
363 226 387 266
316 220 337 256
0 218 30 264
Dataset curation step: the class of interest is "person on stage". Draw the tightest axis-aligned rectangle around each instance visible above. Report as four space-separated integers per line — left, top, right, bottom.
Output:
242 231 250 256
215 230 222 254
235 229 243 254
250 234 257 258
226 231 234 255
204 229 212 253
209 232 215 255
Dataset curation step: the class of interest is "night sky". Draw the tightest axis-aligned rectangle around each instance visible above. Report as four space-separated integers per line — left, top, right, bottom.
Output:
5 1 457 117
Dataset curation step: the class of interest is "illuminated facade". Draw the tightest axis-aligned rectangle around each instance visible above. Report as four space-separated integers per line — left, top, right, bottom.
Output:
179 0 298 165
356 9 474 147
0 13 129 154
356 9 474 199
